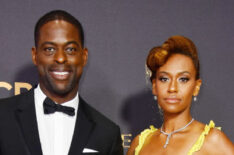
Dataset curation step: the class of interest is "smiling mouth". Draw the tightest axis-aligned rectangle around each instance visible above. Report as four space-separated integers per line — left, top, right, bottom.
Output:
50 71 70 80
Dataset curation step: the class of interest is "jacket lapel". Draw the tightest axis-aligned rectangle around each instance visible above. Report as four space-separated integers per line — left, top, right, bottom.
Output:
68 97 95 155
15 90 43 155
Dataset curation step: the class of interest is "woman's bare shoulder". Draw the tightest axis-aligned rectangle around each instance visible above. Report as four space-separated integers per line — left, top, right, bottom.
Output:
127 134 140 155
204 128 234 154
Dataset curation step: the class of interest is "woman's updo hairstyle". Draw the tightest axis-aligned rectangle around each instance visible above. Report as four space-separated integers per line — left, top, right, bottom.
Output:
146 35 200 81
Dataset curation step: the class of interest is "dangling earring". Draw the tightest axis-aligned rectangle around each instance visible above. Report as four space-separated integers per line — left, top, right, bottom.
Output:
194 96 197 102
154 96 163 116
157 104 163 116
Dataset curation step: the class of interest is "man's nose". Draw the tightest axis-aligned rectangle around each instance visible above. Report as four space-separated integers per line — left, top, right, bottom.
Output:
54 49 67 64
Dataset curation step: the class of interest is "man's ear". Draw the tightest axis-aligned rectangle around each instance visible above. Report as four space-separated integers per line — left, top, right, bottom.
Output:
31 46 37 65
82 48 88 66
193 79 202 96
152 79 157 96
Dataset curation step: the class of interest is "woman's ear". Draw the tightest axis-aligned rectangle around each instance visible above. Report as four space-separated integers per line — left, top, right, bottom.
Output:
152 79 157 96
193 79 202 96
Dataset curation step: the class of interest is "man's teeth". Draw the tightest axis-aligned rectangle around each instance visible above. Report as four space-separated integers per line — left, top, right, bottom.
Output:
53 71 69 75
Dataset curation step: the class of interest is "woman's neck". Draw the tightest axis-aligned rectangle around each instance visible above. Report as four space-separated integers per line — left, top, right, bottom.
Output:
162 110 193 133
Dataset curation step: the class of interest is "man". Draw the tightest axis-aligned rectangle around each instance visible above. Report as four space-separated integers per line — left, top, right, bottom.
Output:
0 10 123 155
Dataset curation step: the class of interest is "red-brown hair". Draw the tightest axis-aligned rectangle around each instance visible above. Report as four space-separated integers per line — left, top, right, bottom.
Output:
146 35 200 81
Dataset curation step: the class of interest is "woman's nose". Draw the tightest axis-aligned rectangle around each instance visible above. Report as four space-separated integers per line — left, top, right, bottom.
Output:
168 79 178 93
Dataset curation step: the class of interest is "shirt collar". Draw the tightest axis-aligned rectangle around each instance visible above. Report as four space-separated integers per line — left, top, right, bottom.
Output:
34 85 79 113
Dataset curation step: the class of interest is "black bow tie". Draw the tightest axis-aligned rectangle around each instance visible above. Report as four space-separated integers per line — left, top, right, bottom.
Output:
43 97 75 116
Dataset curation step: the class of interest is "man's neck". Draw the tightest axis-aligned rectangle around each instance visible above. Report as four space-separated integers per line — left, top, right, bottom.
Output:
38 84 79 104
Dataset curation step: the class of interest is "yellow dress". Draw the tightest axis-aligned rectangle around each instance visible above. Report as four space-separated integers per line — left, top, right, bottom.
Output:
135 120 221 155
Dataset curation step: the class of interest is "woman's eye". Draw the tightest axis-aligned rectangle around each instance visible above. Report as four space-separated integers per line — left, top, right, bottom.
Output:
179 77 189 83
159 77 169 82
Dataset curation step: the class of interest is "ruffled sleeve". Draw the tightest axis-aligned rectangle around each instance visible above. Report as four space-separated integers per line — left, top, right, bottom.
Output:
135 125 158 155
188 120 221 155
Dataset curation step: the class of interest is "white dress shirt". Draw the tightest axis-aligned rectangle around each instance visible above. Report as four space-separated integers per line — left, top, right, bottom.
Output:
34 85 79 155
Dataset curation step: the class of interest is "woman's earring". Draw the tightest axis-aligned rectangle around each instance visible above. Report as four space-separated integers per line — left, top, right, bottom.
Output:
154 96 157 100
194 96 197 102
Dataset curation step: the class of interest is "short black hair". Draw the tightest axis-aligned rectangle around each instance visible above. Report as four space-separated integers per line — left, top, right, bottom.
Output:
34 10 84 47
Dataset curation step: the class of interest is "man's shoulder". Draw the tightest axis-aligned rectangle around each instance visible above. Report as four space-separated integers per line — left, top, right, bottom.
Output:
0 89 33 111
79 97 120 131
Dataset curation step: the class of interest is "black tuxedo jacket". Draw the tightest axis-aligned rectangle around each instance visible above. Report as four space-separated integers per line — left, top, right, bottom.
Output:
0 89 123 155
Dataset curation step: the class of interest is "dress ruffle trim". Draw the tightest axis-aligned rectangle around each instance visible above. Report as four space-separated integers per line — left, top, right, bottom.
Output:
135 121 221 155
135 125 158 155
188 120 221 155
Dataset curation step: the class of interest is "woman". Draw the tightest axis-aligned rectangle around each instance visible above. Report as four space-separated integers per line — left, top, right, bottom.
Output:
127 36 234 155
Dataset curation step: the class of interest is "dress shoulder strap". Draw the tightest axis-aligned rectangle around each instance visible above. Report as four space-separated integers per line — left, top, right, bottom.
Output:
135 126 158 155
188 120 221 155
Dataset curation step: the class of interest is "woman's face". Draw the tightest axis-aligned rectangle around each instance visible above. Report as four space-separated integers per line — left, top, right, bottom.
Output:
152 54 201 114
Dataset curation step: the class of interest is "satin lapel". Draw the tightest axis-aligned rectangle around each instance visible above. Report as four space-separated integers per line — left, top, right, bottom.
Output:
15 90 43 155
68 97 95 155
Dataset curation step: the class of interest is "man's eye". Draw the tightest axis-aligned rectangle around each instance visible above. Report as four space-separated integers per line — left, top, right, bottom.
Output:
66 47 77 54
159 77 169 82
179 77 189 83
43 47 55 55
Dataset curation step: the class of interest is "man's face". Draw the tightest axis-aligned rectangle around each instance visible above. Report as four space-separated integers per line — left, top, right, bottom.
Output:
32 20 87 99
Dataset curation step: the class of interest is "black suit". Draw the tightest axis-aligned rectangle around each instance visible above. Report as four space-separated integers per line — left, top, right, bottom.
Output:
0 89 123 155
